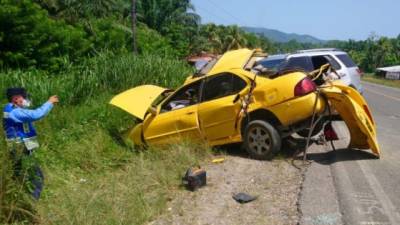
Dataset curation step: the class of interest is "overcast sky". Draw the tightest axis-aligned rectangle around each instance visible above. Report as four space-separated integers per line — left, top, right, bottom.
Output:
191 0 399 40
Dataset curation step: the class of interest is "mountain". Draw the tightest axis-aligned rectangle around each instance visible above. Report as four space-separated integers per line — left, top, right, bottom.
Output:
242 26 325 44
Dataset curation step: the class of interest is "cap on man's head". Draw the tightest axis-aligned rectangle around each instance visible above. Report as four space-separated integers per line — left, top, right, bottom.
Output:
6 87 27 102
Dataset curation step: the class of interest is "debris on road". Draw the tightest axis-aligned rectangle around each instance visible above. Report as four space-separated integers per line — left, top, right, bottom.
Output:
212 157 225 163
182 166 207 191
232 192 257 204
152 156 303 225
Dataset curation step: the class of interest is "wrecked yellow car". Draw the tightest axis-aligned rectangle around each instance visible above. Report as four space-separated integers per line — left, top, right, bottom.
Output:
110 49 380 159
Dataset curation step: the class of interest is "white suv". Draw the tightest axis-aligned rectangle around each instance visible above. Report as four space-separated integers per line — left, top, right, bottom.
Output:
258 48 364 93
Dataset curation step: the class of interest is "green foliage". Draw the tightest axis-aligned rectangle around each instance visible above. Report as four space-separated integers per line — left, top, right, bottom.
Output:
0 53 191 106
0 0 91 71
0 53 203 224
327 35 400 72
137 24 176 56
191 24 273 55
89 18 131 53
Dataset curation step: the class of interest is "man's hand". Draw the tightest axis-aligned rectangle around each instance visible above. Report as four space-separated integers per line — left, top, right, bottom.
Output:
48 95 59 104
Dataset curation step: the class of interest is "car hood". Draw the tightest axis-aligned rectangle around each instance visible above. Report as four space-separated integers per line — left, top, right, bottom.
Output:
322 83 381 157
109 85 168 120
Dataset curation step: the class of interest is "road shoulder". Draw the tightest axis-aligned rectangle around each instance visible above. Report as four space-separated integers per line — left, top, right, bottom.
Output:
300 144 343 225
151 155 303 225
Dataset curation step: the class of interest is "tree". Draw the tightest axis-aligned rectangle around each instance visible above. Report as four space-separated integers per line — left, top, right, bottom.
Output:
0 0 90 70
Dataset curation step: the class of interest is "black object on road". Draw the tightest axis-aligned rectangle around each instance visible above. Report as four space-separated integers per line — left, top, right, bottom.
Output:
232 192 257 204
182 166 207 191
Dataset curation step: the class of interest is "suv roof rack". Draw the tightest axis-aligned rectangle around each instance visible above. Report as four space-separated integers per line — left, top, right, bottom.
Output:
295 48 341 53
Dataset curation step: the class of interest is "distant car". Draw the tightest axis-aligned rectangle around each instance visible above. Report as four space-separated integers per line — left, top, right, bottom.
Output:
110 49 380 159
257 48 364 93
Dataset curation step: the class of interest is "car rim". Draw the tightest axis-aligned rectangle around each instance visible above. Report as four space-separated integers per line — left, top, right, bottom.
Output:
247 126 271 155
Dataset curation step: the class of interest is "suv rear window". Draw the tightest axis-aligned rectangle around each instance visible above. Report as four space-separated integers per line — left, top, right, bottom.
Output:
335 54 357 67
259 58 285 70
281 56 313 72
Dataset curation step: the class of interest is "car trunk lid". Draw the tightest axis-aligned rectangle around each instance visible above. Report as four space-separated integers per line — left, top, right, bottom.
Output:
322 83 380 157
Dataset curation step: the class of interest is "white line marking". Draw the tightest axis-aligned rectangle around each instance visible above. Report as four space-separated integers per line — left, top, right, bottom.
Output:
365 88 400 102
357 160 400 225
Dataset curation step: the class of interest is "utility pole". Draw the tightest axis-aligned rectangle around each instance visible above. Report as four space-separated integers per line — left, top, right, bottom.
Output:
131 0 138 54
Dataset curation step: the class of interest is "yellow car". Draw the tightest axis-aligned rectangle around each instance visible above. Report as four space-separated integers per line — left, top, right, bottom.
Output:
110 49 380 159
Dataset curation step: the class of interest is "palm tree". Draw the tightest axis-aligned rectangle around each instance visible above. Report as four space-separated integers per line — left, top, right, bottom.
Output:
221 26 247 52
137 0 199 34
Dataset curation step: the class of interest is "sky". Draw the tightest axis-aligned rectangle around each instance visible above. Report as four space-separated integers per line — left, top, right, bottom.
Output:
191 0 399 41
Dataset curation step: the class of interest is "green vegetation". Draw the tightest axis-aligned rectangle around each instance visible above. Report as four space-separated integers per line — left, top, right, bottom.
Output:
362 73 400 89
0 53 213 224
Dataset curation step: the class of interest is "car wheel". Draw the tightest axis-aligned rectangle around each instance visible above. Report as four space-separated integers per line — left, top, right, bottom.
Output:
244 120 281 160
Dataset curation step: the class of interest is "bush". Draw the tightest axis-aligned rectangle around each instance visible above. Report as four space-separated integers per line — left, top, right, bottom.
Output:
0 0 91 71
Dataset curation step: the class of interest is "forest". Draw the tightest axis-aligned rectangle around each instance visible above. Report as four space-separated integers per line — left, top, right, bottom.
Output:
1 0 400 73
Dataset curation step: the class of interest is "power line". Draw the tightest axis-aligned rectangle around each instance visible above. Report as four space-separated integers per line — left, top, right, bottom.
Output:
203 0 248 25
195 4 235 25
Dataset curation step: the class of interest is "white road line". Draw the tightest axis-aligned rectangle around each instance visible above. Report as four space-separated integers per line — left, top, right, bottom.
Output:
357 160 400 225
362 81 400 93
365 88 400 103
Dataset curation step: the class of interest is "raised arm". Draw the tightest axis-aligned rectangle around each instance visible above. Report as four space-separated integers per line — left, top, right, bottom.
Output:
8 95 59 123
9 102 54 123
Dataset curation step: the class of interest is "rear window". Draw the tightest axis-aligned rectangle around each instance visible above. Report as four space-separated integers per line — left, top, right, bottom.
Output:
259 58 285 70
335 54 357 67
281 56 313 72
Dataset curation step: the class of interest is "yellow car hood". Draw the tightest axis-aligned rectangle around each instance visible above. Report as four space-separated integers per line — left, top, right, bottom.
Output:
322 84 380 158
110 85 167 120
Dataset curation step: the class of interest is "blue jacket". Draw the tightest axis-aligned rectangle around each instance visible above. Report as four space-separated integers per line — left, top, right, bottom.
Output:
3 102 53 140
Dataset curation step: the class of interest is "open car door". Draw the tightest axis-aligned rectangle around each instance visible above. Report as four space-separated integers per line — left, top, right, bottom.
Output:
322 83 381 158
110 85 168 120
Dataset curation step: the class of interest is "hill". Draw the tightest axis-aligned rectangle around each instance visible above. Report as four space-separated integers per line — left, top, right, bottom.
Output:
242 26 325 44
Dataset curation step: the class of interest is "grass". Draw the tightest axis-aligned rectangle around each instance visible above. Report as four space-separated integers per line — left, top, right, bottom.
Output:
362 73 400 89
0 52 192 105
0 53 213 224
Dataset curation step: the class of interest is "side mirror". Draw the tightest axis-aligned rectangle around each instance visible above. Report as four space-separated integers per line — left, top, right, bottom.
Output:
148 106 157 116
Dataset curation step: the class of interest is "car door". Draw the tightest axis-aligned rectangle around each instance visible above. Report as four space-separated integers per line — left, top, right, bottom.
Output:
198 73 248 142
143 80 203 145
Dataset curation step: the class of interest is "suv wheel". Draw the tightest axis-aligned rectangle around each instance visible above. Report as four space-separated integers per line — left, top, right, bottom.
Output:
244 120 281 160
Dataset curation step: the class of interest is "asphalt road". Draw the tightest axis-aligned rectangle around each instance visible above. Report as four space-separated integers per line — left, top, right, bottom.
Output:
301 81 400 225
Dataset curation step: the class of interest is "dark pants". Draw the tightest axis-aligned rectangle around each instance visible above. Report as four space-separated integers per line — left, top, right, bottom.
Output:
10 146 44 200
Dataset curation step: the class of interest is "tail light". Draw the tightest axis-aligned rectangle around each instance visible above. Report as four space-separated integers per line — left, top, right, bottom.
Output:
324 122 339 141
357 68 364 76
294 78 316 96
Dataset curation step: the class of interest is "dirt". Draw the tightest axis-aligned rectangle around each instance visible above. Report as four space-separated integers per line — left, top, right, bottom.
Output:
150 152 305 225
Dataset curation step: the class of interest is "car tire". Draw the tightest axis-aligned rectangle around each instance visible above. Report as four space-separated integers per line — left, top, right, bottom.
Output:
243 120 281 160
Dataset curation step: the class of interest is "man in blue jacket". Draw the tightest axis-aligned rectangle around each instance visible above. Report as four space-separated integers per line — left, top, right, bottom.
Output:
3 87 59 199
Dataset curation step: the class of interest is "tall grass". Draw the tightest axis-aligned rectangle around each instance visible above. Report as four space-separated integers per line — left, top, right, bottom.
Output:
0 53 209 224
0 52 192 105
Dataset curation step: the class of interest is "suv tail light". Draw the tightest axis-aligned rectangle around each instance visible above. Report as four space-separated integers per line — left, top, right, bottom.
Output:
294 78 316 96
357 68 364 76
